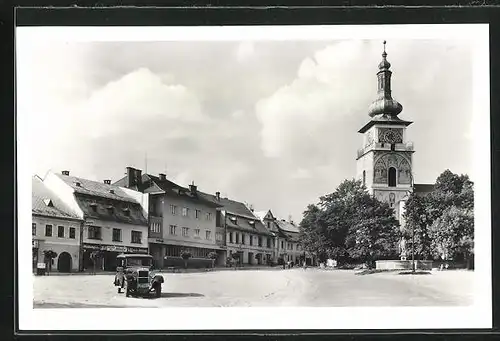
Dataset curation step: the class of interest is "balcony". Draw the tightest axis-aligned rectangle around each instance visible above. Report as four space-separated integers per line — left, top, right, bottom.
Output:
357 142 414 158
149 215 163 238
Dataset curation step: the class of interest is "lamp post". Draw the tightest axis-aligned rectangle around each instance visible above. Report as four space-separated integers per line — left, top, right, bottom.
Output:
408 169 415 273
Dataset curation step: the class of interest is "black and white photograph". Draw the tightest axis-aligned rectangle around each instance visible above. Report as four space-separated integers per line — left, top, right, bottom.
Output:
17 23 491 330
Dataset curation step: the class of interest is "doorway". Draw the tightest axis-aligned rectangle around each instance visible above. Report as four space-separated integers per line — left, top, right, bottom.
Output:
57 252 72 273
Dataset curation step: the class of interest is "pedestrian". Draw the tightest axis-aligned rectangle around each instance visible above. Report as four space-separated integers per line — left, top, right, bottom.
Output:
115 266 125 294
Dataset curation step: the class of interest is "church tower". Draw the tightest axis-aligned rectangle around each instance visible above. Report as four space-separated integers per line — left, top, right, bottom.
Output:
356 41 414 220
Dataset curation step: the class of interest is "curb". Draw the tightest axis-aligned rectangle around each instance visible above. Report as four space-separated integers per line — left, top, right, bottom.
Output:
33 266 302 276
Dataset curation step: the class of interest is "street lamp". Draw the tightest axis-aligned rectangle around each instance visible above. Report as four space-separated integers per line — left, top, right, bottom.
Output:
407 168 416 273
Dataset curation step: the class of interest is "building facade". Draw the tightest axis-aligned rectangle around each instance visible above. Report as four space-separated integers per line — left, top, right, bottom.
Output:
196 193 275 266
356 42 414 222
255 209 310 265
42 170 149 271
115 167 226 268
274 219 304 265
32 176 83 273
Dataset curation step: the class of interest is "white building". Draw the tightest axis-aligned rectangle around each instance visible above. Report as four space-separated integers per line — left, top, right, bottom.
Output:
42 170 149 271
32 176 83 272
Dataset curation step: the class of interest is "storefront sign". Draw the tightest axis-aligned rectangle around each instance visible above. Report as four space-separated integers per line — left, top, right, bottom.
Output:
103 245 127 252
83 243 147 254
127 246 149 254
83 243 101 250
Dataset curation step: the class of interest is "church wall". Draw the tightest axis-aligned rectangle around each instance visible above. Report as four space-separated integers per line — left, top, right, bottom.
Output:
372 188 409 221
356 152 375 194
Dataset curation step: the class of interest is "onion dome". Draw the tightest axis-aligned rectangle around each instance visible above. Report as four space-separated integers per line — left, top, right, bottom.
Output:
378 51 391 70
368 41 403 118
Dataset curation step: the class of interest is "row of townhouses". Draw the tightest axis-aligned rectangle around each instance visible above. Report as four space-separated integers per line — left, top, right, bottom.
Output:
32 167 312 273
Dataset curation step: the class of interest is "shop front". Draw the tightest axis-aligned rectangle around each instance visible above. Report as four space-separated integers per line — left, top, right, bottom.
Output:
82 243 148 271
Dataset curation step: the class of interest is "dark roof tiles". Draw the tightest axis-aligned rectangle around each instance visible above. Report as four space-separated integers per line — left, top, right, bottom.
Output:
58 174 139 203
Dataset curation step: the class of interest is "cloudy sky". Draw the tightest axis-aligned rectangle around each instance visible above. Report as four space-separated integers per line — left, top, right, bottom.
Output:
17 32 475 222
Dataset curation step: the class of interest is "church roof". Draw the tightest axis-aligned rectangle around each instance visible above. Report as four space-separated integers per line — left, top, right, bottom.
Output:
358 116 413 134
413 183 435 196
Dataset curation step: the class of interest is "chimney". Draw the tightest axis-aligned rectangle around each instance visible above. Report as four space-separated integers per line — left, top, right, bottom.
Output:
126 167 135 188
250 204 254 212
103 180 111 185
159 173 166 181
215 191 220 201
189 181 197 194
61 170 70 176
134 169 143 187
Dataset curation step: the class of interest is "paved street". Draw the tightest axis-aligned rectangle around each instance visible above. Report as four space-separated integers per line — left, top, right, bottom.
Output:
33 268 474 308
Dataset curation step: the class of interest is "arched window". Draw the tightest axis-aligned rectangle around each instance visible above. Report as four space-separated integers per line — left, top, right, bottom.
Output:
362 170 366 186
388 167 397 187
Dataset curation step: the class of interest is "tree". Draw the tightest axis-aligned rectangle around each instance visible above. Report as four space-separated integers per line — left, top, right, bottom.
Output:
299 179 400 266
180 250 192 269
231 252 241 269
429 206 474 267
401 194 433 260
403 169 474 263
43 250 58 275
207 251 218 269
299 204 332 263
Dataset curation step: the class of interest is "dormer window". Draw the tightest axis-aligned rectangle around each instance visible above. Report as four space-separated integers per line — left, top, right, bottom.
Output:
74 181 81 187
89 202 97 212
123 207 130 216
109 189 115 194
230 216 237 224
249 221 255 225
107 205 114 214
43 198 53 207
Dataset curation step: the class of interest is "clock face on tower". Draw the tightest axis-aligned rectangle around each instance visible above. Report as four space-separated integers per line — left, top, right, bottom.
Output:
379 128 403 144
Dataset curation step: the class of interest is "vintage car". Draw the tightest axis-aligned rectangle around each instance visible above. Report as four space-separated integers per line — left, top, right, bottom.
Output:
114 254 164 298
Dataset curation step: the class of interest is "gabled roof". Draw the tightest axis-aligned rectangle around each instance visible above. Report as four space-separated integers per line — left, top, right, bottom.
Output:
32 177 81 220
275 220 300 242
254 210 274 222
275 219 300 234
115 174 222 208
198 192 257 219
57 174 139 204
56 173 147 225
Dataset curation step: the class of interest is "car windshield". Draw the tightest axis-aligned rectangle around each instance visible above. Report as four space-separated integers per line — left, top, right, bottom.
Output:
126 258 152 267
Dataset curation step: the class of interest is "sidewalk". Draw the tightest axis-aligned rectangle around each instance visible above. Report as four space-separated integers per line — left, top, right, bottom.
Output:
33 265 287 276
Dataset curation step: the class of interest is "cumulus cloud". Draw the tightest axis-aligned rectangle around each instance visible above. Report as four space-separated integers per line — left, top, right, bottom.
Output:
80 67 206 139
256 41 374 160
255 39 474 186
